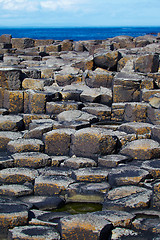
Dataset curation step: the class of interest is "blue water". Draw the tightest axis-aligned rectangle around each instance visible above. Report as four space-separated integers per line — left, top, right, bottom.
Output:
0 27 160 41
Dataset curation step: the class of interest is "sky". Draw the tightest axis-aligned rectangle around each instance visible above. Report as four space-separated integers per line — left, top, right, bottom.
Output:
0 0 159 27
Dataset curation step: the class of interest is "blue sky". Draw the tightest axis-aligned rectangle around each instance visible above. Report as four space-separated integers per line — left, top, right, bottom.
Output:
0 0 159 27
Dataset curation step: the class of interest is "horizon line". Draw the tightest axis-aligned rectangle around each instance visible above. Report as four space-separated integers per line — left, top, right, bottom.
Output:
0 25 160 29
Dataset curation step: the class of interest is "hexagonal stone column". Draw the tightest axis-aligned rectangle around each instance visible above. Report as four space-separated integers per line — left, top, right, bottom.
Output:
103 186 152 211
121 139 160 160
12 152 51 168
71 128 118 158
0 202 28 228
59 213 113 240
8 225 60 240
0 115 24 131
7 139 44 153
0 68 22 90
44 129 75 156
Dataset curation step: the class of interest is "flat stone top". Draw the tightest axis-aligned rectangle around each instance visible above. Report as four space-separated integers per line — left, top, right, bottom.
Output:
128 139 160 150
0 202 28 214
9 225 60 239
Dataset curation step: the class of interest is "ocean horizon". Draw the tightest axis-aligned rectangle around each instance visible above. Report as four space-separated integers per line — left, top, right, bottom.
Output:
0 26 160 41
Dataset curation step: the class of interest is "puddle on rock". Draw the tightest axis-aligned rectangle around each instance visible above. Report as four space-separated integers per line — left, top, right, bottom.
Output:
52 202 102 214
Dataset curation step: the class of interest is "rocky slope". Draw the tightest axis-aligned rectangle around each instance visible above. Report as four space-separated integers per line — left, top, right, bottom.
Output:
0 33 160 239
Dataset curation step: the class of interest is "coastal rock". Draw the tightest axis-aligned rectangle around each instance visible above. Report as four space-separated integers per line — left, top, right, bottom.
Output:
71 168 108 182
62 156 97 169
7 138 44 153
93 210 135 228
94 50 121 70
0 68 22 90
0 202 28 228
57 110 98 123
0 184 33 197
12 38 35 49
8 225 60 240
0 131 22 151
0 167 38 184
4 90 24 113
85 68 114 88
12 152 51 168
0 115 24 131
44 129 75 156
34 175 74 196
124 102 149 122
108 165 149 186
20 195 64 210
120 139 160 160
0 34 12 44
103 185 152 211
59 213 113 240
71 127 118 158
98 154 131 168
134 54 159 73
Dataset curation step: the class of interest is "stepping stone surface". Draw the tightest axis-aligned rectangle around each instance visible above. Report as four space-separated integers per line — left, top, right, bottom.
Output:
8 225 60 240
7 139 44 153
121 139 160 160
0 202 28 228
0 167 38 184
59 213 113 240
12 152 51 168
103 185 152 210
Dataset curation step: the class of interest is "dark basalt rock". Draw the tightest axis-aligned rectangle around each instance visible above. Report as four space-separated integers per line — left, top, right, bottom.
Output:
0 33 159 239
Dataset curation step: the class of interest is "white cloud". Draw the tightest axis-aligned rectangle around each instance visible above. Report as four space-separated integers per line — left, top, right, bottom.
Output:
0 0 39 11
0 0 89 12
40 0 87 11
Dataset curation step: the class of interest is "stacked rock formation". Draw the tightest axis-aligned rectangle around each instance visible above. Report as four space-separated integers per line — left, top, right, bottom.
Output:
0 33 160 239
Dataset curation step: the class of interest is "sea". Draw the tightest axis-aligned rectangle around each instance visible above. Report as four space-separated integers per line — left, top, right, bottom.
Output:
0 27 160 41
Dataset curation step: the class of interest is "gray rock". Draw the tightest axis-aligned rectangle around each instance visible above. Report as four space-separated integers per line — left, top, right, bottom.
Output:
71 128 118 158
8 225 60 240
24 124 53 140
108 165 149 186
0 184 33 197
93 210 135 228
111 227 138 239
0 68 22 90
72 168 108 183
98 154 131 168
57 110 98 123
62 156 97 169
34 175 74 196
46 101 82 115
0 131 22 151
82 103 111 121
0 202 28 228
0 167 38 184
94 50 121 70
142 159 160 179
103 185 152 211
59 213 113 240
118 122 153 136
152 125 160 142
12 152 51 168
121 139 160 160
149 93 160 109
7 138 44 153
0 115 24 131
44 129 75 156
20 195 65 210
